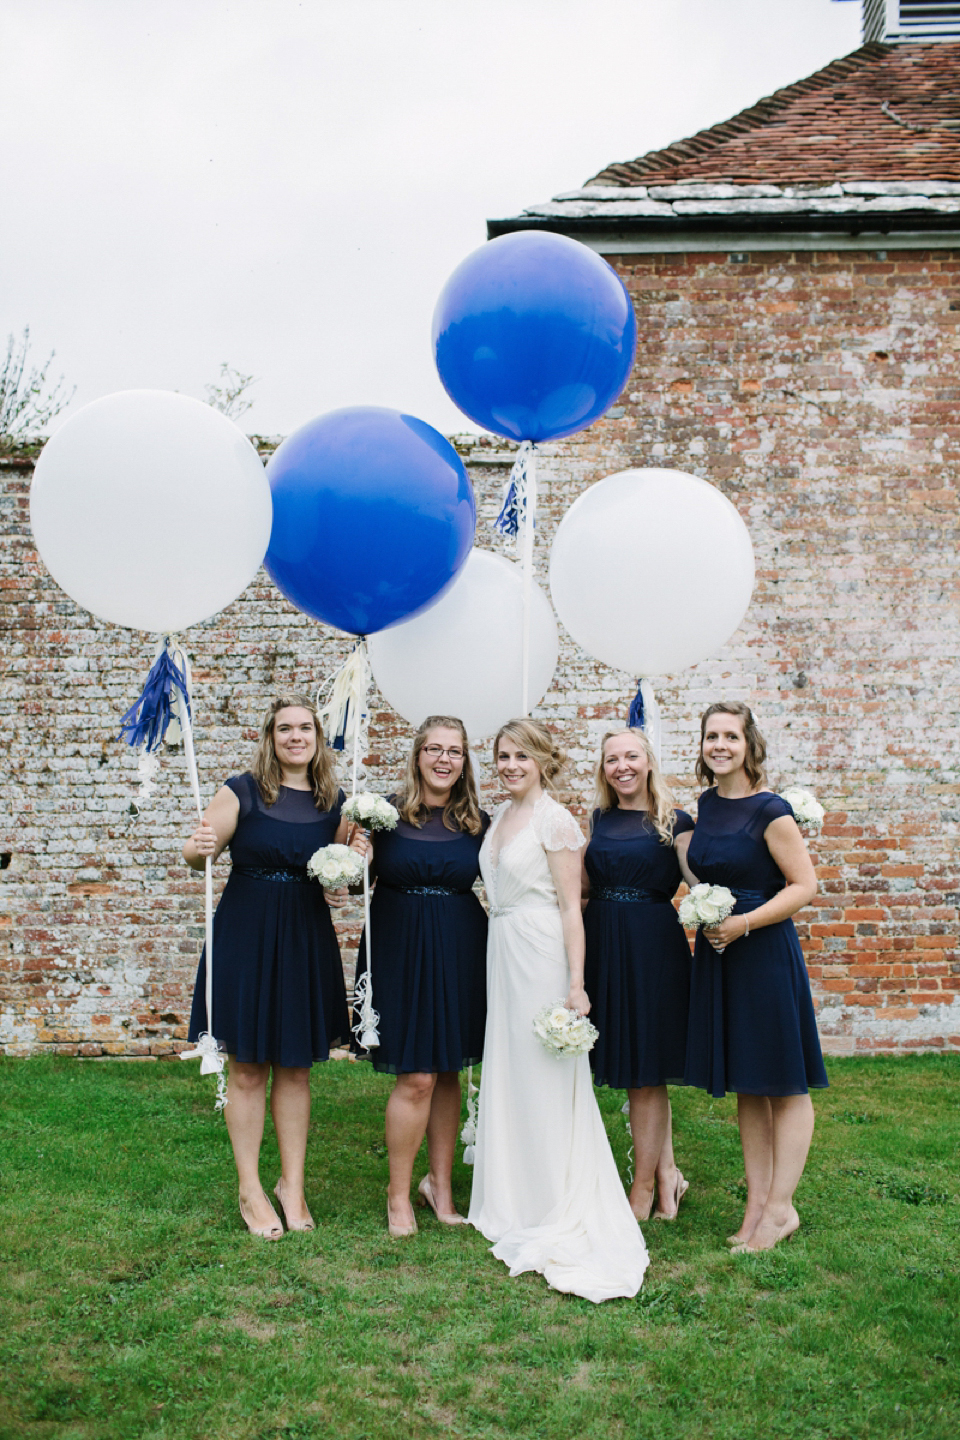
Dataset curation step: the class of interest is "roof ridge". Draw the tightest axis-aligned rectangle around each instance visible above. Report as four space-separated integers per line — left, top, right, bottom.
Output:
586 43 890 187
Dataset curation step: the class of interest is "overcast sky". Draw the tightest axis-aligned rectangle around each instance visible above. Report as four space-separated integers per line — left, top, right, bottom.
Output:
1 0 862 440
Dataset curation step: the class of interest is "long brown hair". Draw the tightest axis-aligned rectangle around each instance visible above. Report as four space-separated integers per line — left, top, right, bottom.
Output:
251 694 339 810
396 715 484 835
493 718 566 797
593 727 677 844
695 701 767 790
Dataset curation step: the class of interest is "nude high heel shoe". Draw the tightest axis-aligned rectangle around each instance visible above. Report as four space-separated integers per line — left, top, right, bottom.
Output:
239 1191 283 1240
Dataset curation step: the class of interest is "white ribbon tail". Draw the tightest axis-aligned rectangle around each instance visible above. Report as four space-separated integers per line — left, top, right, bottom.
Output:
640 680 661 769
352 856 380 1049
317 640 372 783
622 1098 635 1184
172 651 227 1111
180 1033 228 1110
460 1064 478 1165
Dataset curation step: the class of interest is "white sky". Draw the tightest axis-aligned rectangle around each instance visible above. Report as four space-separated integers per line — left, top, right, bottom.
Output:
1 0 862 439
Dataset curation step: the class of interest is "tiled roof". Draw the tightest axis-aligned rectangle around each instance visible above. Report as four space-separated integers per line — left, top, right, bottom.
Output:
589 43 960 187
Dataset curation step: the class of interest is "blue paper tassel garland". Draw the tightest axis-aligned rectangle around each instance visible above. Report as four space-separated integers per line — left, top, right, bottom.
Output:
118 643 191 752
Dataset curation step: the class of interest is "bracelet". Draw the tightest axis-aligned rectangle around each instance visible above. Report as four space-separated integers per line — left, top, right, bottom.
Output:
743 915 750 938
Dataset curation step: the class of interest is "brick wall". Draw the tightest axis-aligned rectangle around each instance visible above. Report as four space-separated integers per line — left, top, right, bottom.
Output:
1 244 958 1057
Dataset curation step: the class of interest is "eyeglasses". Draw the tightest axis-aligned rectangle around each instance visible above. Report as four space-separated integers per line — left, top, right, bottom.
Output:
422 745 464 760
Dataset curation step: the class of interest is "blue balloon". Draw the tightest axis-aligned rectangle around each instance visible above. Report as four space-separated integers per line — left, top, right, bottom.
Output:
264 407 476 635
432 231 637 443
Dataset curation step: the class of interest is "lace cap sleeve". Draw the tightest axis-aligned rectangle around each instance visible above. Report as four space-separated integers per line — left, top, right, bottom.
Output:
532 795 585 852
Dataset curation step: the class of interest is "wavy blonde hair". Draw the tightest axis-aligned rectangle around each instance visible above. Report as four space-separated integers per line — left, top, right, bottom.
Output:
251 694 339 811
396 715 484 835
593 727 677 844
695 701 767 790
493 718 567 797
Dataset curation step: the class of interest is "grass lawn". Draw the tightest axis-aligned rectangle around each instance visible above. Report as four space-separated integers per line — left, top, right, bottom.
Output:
1 1052 958 1440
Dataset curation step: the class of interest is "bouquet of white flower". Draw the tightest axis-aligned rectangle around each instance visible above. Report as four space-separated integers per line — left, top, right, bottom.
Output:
677 883 736 930
780 786 825 831
533 1002 599 1058
307 843 365 890
342 793 399 831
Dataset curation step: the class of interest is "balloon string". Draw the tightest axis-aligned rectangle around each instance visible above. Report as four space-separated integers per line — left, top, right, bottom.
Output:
172 646 226 1110
520 447 537 716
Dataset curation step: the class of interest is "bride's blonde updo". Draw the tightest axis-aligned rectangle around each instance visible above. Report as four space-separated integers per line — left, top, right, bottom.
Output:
493 718 567 796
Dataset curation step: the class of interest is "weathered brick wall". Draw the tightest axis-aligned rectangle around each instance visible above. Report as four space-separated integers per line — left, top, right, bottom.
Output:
1 244 958 1057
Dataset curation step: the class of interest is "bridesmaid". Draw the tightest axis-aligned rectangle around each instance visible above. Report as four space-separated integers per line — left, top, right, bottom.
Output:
183 694 355 1238
354 715 489 1238
677 701 827 1252
583 727 695 1221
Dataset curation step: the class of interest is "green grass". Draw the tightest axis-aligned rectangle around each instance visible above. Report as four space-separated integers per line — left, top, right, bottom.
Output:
2 1054 958 1440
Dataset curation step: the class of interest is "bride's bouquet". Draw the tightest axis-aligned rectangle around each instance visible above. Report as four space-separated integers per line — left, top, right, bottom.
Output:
677 883 736 930
342 792 399 831
307 843 365 890
533 1002 599 1058
780 785 825 831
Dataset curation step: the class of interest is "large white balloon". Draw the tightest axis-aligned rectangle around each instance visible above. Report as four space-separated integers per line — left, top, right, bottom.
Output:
30 390 273 633
549 468 754 676
368 550 558 738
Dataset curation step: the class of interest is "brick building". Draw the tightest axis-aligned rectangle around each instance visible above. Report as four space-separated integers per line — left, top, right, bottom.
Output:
1 12 958 1057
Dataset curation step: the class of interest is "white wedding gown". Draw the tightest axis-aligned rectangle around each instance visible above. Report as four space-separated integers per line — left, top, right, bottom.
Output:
468 794 649 1303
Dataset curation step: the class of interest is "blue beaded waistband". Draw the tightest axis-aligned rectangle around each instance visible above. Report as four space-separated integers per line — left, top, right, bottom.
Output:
233 865 310 883
378 882 471 897
592 886 669 904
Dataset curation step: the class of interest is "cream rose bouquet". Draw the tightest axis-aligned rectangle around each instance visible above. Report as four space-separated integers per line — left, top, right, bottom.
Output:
533 1002 599 1058
342 793 399 831
677 883 736 930
780 786 825 831
307 843 365 890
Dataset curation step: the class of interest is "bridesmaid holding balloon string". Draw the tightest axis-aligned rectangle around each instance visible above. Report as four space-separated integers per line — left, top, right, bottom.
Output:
582 728 694 1221
184 695 361 1240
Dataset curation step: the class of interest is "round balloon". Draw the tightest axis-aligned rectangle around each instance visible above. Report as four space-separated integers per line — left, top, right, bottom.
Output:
549 469 755 676
367 549 558 738
432 231 637 443
264 407 475 635
29 391 272 633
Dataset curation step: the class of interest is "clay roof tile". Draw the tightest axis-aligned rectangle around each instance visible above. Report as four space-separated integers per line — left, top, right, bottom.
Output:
587 43 960 187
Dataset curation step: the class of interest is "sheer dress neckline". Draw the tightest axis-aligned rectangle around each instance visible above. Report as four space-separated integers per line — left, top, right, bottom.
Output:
487 794 545 869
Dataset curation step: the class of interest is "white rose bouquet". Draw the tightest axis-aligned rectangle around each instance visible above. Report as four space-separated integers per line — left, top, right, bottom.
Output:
780 786 825 831
307 843 365 890
342 793 399 832
677 883 736 930
533 1002 599 1058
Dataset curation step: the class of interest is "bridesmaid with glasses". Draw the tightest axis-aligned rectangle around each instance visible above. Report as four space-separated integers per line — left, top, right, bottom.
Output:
354 715 489 1237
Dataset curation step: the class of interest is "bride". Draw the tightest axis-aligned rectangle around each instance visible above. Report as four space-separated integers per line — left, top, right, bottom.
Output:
468 719 649 1303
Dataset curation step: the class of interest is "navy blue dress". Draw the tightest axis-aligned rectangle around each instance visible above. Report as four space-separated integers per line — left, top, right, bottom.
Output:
584 807 694 1089
188 773 350 1067
683 789 828 1099
354 805 489 1075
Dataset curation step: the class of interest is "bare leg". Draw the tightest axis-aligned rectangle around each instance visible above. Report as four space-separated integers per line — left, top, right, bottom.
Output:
652 1094 689 1219
627 1085 670 1220
224 1057 281 1235
385 1072 436 1231
270 1065 314 1229
733 1093 774 1244
423 1071 463 1217
741 1094 814 1252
